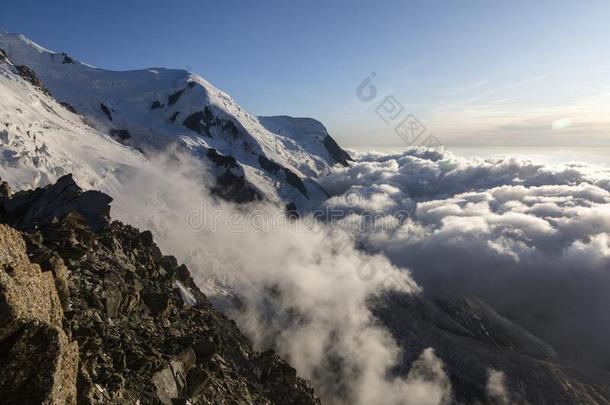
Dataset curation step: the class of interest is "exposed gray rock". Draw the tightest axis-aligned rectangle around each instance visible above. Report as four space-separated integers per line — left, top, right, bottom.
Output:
168 89 186 106
0 223 78 404
0 320 78 405
2 174 112 232
0 224 64 339
100 103 112 121
15 64 52 96
322 135 352 166
0 176 319 404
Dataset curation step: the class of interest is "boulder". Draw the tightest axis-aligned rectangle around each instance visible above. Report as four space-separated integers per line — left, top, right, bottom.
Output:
0 320 78 405
0 224 78 404
0 225 63 339
0 223 27 264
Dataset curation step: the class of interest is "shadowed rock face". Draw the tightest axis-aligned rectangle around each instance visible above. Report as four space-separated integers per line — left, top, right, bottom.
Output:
373 292 610 405
322 135 352 167
2 174 112 232
182 107 216 137
212 170 262 203
0 176 319 404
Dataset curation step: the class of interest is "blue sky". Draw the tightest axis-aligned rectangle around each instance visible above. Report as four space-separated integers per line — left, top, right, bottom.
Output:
1 0 609 146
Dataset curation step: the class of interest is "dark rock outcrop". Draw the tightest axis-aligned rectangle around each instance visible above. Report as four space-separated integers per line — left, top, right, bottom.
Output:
258 155 308 197
168 89 185 106
100 103 113 121
61 53 75 64
109 129 131 142
285 202 299 219
169 111 179 123
0 176 318 404
182 107 215 137
207 148 237 168
322 135 352 167
212 171 262 203
284 168 308 197
258 155 281 174
2 174 112 232
222 120 240 138
182 107 247 143
15 65 51 97
60 101 78 114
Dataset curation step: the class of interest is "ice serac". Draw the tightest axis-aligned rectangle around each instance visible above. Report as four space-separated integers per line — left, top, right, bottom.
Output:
0 31 352 210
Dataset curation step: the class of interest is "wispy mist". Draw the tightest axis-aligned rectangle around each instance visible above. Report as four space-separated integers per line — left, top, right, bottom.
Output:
107 149 453 405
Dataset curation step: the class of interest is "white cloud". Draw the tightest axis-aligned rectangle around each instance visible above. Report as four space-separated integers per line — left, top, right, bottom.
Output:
321 147 610 369
104 149 451 405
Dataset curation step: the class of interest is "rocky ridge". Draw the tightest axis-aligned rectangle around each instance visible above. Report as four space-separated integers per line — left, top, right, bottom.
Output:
0 175 319 404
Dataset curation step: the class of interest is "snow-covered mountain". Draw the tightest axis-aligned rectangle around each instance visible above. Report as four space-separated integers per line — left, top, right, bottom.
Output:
0 31 351 209
0 45 148 193
4 30 610 405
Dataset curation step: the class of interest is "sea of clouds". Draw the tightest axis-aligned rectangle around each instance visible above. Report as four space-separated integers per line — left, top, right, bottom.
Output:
109 146 610 404
319 148 610 370
109 150 452 405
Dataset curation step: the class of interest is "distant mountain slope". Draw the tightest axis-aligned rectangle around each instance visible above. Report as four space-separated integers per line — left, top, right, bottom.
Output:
0 31 351 210
375 292 610 404
258 116 353 168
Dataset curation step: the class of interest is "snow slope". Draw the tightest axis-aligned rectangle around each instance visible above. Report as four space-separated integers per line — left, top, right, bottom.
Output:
0 48 149 195
0 31 352 209
259 115 353 169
